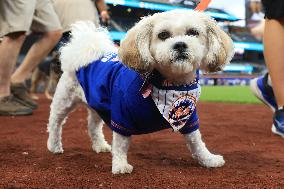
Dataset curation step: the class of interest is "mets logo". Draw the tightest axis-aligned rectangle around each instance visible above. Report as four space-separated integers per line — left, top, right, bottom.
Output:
168 95 196 131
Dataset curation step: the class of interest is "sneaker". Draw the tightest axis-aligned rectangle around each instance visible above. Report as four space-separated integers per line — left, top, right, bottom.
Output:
11 83 38 110
0 95 33 116
250 73 277 112
271 108 284 138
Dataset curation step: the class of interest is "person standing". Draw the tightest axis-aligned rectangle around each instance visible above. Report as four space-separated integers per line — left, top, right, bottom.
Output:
250 0 284 138
52 0 110 34
0 0 62 116
51 0 110 68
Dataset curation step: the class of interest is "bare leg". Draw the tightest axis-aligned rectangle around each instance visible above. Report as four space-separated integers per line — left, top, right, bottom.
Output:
112 132 133 174
11 30 62 83
0 32 26 97
47 73 80 153
87 108 111 153
184 130 225 168
264 18 284 107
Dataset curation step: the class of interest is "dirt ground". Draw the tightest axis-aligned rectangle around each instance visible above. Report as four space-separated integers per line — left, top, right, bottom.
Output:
1 96 284 188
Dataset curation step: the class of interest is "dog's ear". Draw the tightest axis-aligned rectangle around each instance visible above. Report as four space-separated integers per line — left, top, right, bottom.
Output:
118 16 155 73
201 15 234 73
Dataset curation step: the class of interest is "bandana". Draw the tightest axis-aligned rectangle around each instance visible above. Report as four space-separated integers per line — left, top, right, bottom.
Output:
151 80 201 132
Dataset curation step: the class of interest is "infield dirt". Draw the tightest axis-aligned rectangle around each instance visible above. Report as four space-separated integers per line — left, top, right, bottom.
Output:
1 97 284 188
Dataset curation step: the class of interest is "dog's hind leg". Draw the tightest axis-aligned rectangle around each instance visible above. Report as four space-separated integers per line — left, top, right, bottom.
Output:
47 73 80 154
87 108 111 153
112 132 133 174
184 129 225 168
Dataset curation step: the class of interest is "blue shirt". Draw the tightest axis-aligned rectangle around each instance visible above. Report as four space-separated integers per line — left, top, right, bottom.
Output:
76 53 199 136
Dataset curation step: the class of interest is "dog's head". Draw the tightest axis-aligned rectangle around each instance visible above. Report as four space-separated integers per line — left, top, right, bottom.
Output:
119 10 234 83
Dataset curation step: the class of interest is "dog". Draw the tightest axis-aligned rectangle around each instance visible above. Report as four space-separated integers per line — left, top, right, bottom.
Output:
47 10 234 174
30 51 62 100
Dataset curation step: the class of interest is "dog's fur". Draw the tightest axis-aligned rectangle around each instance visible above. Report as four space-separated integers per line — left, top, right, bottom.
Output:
47 10 234 174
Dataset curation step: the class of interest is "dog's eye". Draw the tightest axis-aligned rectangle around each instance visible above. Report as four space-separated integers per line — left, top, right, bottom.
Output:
158 31 171 40
186 29 199 36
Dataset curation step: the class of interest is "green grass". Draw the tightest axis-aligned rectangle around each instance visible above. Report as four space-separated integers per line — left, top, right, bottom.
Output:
200 86 262 104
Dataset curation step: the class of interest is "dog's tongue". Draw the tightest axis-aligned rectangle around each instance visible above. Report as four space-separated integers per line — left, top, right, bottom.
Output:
141 84 153 98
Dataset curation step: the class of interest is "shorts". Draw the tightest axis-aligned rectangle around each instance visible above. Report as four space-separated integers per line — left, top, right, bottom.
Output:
52 0 100 32
0 0 62 37
262 0 284 19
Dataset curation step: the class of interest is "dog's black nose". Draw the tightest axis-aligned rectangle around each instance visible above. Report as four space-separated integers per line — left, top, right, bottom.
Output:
173 42 188 52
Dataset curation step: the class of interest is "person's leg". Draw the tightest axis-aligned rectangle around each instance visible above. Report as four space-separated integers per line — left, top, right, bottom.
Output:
0 32 26 98
263 18 284 107
11 0 62 83
0 32 33 116
11 30 62 83
0 0 38 115
6 0 62 109
262 18 284 137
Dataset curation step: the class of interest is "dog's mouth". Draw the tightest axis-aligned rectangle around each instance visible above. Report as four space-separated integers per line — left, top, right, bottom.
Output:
175 54 188 61
171 52 190 63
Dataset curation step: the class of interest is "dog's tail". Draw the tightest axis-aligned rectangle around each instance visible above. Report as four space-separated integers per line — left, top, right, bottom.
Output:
60 21 117 72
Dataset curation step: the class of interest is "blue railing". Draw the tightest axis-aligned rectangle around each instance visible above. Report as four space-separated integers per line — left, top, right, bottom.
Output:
109 31 264 52
223 64 254 74
105 0 238 21
234 41 263 52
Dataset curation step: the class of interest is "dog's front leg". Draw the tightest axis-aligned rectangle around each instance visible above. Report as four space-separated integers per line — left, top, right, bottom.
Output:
184 129 225 168
112 132 133 174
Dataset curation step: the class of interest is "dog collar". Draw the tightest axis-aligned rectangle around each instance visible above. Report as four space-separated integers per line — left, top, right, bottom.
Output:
139 69 163 98
139 69 199 98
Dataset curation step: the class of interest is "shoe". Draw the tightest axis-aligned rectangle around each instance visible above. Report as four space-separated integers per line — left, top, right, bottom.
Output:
0 95 33 116
11 83 38 110
250 73 277 112
271 108 284 138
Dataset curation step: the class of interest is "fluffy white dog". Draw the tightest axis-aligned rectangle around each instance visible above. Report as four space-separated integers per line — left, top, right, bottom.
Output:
47 10 234 174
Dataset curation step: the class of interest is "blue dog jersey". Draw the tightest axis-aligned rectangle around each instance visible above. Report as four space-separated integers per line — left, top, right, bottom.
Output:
76 53 200 136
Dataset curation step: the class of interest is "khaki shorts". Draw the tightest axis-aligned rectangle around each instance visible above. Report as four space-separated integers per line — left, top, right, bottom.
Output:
52 0 100 32
0 0 62 37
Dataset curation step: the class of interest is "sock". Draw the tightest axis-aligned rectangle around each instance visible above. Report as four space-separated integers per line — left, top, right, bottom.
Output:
267 75 272 87
278 106 284 111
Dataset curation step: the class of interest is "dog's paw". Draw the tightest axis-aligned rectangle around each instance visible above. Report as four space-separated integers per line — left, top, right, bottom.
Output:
47 138 64 154
112 162 133 174
196 154 225 168
92 142 111 153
